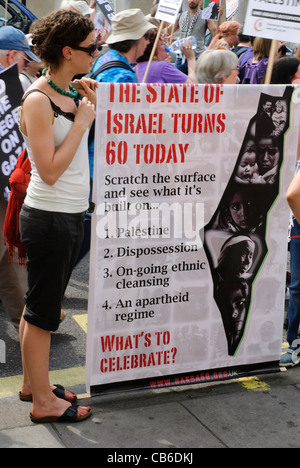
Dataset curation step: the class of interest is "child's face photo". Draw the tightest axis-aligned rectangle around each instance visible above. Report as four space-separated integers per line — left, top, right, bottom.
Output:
237 151 258 181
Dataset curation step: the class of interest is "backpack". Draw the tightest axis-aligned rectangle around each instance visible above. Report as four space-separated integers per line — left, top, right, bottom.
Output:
87 59 135 145
235 46 249 58
242 58 269 84
87 59 134 80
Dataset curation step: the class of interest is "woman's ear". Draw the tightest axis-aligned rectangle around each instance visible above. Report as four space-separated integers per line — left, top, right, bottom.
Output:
62 46 72 61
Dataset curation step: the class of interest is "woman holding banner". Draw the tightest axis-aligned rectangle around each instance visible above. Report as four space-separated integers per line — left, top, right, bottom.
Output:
18 10 98 423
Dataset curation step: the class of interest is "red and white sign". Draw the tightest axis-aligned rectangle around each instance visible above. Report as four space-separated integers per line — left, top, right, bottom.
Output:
86 83 299 394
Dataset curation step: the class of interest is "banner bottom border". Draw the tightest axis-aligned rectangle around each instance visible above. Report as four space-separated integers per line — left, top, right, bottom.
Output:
88 360 281 397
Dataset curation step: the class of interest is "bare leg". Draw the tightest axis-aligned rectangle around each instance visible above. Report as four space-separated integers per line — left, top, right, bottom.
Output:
21 321 90 419
19 309 31 395
20 310 76 402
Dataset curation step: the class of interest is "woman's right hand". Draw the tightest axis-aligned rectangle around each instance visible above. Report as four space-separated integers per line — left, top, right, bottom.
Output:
180 40 195 61
75 97 96 130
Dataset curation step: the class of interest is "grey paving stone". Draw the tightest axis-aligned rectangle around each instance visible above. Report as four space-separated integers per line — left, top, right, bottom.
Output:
182 385 300 448
53 401 225 448
0 425 64 448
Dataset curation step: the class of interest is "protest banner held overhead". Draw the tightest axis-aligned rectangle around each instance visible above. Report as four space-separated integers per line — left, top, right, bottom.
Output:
0 65 25 203
86 83 300 395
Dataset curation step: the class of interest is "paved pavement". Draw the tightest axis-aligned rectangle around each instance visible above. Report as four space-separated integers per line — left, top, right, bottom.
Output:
0 365 300 449
1 254 300 450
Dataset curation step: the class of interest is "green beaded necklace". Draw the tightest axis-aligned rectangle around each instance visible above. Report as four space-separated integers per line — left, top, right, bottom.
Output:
42 69 78 99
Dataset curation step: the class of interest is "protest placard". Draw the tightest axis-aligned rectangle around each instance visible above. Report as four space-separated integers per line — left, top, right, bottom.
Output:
225 0 239 20
95 0 115 24
155 0 183 24
243 0 300 43
0 65 25 203
86 83 299 394
202 0 221 21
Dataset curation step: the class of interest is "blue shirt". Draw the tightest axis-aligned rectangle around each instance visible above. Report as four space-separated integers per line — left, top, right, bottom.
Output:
91 49 137 83
89 49 137 180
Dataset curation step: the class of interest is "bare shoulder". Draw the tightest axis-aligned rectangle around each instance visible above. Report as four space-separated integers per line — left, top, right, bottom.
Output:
20 81 54 134
22 84 53 118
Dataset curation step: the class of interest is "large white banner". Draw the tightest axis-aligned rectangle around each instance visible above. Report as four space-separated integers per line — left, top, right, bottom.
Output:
86 84 299 394
243 0 300 43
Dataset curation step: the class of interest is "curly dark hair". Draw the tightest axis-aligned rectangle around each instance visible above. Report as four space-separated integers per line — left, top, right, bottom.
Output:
29 10 95 72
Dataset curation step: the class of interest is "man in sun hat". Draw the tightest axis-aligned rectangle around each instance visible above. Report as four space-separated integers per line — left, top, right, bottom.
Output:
0 26 40 73
89 8 155 84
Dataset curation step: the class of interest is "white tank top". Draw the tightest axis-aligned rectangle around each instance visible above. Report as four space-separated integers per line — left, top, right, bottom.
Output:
21 90 90 214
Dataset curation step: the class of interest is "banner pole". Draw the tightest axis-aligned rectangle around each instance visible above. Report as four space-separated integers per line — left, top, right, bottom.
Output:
264 39 278 85
296 45 300 59
142 21 164 84
168 22 176 45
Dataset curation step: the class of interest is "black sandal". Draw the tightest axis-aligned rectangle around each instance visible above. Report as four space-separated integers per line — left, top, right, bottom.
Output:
30 404 92 424
52 384 77 403
19 384 77 403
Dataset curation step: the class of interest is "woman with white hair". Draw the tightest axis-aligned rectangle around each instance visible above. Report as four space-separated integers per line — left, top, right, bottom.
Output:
196 49 239 84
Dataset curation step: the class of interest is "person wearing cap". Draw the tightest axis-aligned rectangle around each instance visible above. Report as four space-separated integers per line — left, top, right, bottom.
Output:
0 25 40 73
19 35 43 92
0 26 39 331
59 0 94 16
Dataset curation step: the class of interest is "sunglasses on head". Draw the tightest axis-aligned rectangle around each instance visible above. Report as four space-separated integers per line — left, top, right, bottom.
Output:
72 41 98 57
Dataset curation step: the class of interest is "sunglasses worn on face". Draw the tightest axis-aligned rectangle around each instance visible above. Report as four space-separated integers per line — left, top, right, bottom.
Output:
72 42 98 57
